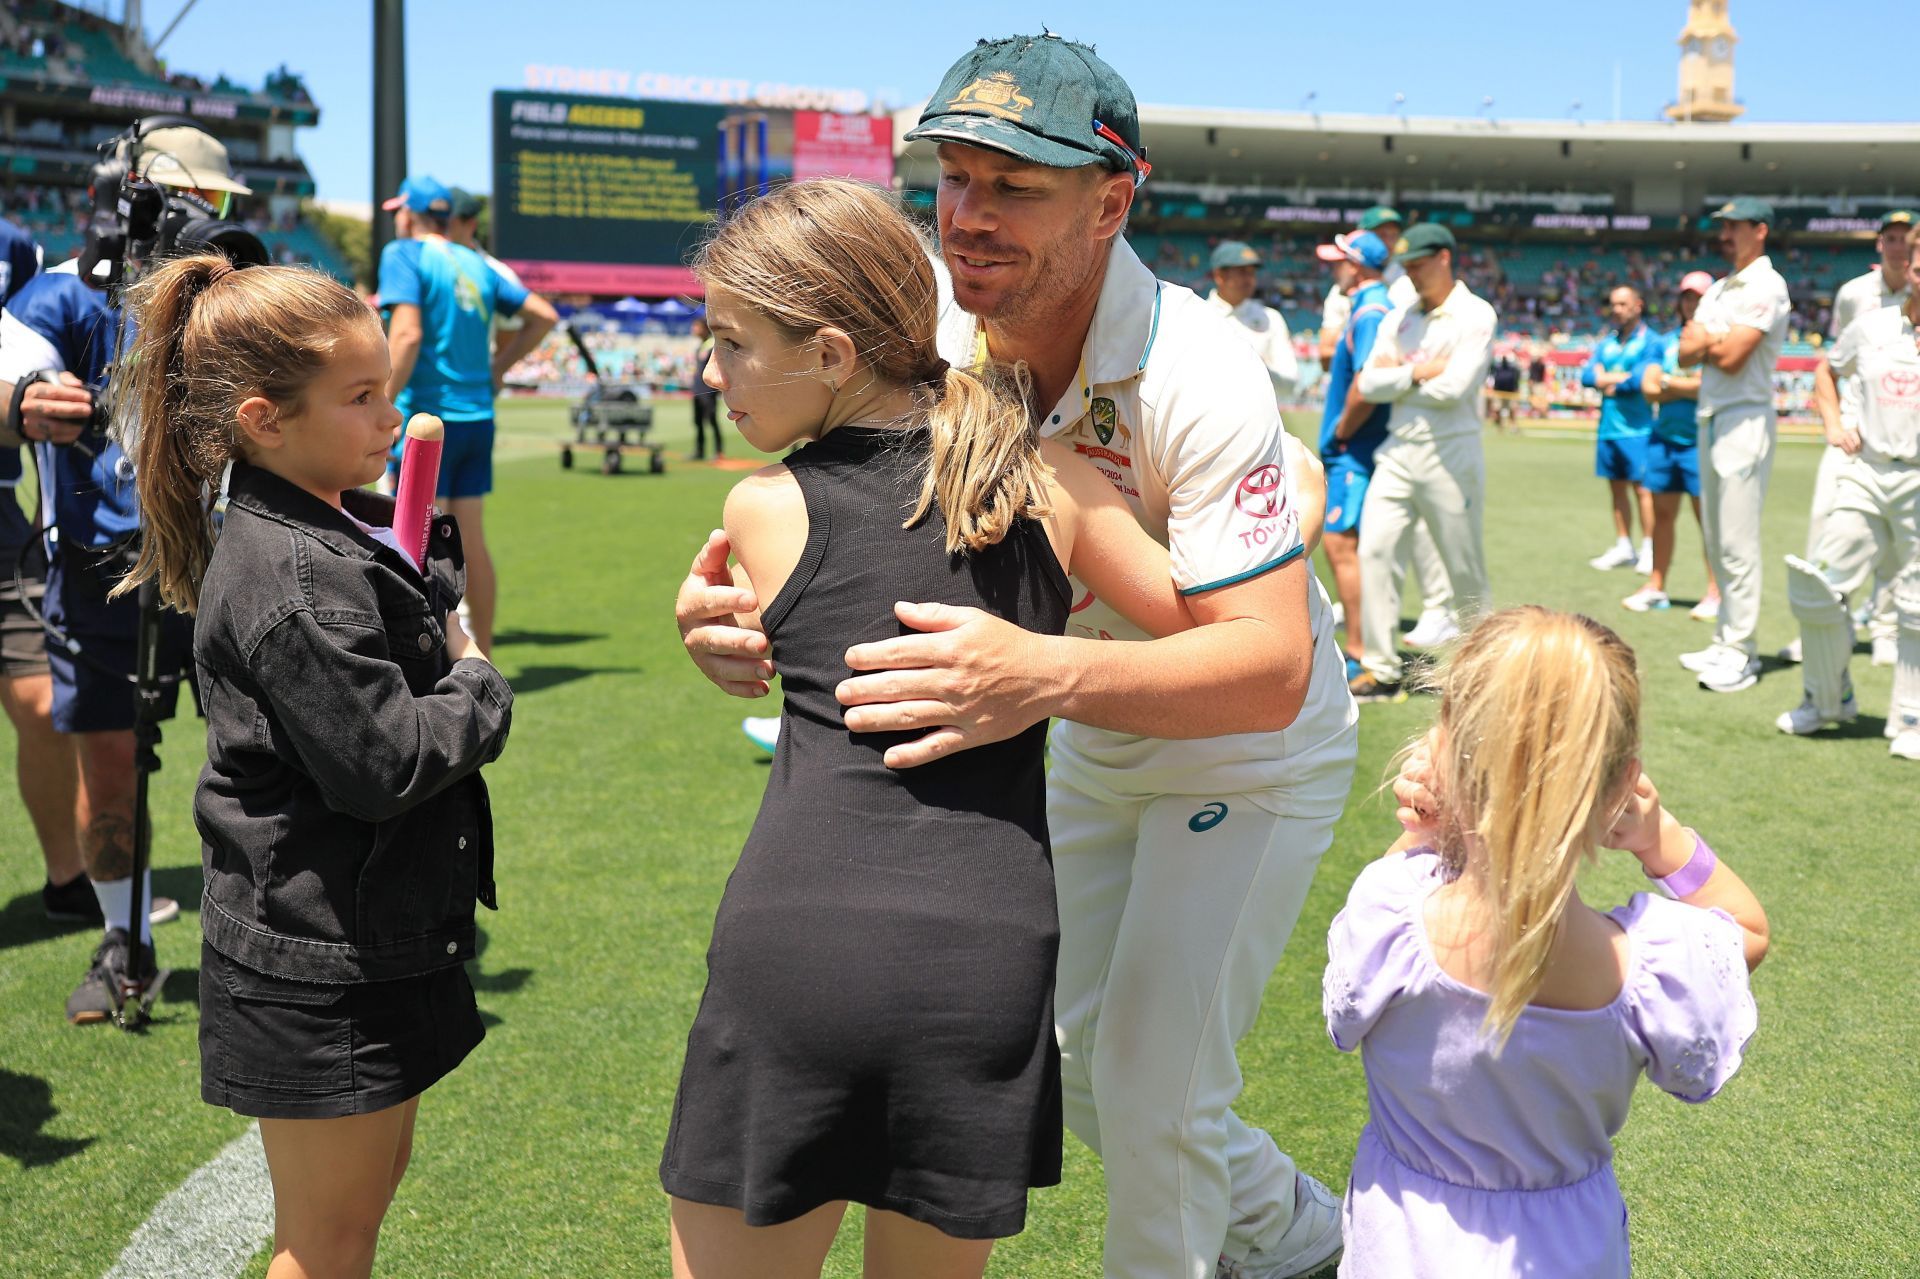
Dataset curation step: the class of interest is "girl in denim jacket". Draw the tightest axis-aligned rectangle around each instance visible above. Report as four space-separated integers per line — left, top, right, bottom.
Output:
115 255 512 1279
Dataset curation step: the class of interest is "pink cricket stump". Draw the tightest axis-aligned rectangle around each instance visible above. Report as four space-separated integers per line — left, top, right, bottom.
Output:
392 413 444 570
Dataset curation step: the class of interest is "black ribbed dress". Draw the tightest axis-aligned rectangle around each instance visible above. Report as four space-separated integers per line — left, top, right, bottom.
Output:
660 424 1070 1239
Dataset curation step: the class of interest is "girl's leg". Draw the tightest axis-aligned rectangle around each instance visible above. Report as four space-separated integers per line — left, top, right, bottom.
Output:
861 1208 994 1279
670 1197 845 1279
258 1102 418 1279
1648 492 1681 594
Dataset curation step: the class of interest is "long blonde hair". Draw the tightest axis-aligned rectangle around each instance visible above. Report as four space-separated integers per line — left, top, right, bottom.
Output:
694 178 1048 554
110 255 381 613
1420 606 1642 1046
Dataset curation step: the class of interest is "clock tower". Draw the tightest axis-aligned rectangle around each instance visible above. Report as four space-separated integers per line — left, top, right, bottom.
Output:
1667 0 1744 121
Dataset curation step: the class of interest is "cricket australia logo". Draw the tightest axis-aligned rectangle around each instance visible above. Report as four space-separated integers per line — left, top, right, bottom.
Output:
1091 397 1117 445
947 72 1035 120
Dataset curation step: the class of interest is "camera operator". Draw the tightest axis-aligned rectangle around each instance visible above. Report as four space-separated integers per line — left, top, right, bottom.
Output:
0 122 253 1023
2 220 93 926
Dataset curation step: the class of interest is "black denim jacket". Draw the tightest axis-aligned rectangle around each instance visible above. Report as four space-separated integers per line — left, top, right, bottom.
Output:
194 462 513 983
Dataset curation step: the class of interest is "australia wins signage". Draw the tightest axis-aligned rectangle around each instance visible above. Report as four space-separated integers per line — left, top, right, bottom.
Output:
791 111 894 186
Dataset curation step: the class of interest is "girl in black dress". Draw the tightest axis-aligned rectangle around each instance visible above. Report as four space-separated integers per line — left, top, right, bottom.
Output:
660 179 1197 1278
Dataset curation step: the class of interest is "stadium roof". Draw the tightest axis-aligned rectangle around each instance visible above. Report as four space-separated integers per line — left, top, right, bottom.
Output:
896 105 1920 214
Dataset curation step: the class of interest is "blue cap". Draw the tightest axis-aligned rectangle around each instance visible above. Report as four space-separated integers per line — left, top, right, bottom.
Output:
1341 231 1390 270
382 175 452 215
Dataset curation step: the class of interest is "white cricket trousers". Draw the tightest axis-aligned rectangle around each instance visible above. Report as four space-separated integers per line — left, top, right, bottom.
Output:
1790 456 1920 716
1700 404 1776 656
1049 750 1350 1279
1358 431 1491 682
1808 442 1899 643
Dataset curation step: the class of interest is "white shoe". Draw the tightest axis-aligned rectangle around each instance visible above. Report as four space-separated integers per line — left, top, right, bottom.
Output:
1621 586 1669 613
741 716 780 753
1329 600 1346 632
1689 595 1720 622
1588 543 1637 571
1777 637 1803 664
1679 644 1731 674
1698 652 1763 693
1775 694 1858 735
1891 730 1920 761
1872 636 1898 667
1634 544 1653 575
1404 608 1461 649
1217 1173 1344 1279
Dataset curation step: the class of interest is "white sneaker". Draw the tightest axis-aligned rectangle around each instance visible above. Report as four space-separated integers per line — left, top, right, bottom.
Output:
1679 644 1732 674
1777 637 1803 664
1891 730 1920 761
1689 595 1720 622
1217 1173 1344 1279
1872 636 1898 667
1404 608 1461 649
1775 694 1858 735
1698 652 1763 693
741 716 780 753
1588 543 1637 571
1621 586 1670 613
1634 544 1654 575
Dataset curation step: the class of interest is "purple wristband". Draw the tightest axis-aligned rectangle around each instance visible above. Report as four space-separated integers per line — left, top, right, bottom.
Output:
1650 832 1718 899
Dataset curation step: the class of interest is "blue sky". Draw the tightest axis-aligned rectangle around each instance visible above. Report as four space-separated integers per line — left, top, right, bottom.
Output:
151 0 1901 205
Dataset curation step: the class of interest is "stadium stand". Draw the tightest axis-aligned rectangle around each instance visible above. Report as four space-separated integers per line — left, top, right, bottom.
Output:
0 0 348 281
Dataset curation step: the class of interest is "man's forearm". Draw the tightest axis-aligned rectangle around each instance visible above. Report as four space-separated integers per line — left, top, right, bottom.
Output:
492 316 554 384
1034 616 1312 739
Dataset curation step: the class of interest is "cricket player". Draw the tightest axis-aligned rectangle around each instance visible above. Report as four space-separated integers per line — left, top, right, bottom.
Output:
1350 225 1497 699
1784 210 1913 666
1777 253 1920 761
1580 286 1657 573
679 34 1356 1279
1206 241 1300 399
1357 206 1416 308
1677 198 1792 693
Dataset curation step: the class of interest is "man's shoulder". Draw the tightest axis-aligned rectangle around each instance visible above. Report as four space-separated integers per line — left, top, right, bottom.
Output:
1134 283 1280 423
5 262 102 330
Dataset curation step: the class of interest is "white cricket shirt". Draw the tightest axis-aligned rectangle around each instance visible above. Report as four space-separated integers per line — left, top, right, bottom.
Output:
1694 254 1791 414
937 239 1356 808
1356 280 1497 443
1206 289 1299 397
1826 305 1920 463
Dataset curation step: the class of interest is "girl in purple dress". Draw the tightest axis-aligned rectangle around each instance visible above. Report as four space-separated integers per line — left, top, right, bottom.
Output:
1324 607 1769 1277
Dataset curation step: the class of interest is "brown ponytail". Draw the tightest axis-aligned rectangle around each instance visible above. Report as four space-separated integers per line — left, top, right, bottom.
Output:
693 178 1052 554
110 255 379 612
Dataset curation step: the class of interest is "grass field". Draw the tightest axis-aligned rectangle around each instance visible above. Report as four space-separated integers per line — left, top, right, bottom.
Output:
2 399 1915 1278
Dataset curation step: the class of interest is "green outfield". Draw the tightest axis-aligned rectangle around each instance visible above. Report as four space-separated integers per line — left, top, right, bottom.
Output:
1 400 1913 1278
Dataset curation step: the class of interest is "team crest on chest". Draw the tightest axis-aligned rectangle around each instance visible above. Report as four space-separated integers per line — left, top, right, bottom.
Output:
1091 397 1118 445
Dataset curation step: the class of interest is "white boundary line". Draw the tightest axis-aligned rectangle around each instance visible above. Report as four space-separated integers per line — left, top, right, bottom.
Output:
102 1122 274 1279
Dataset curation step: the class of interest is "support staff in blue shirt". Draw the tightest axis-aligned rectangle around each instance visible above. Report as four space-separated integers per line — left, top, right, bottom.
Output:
379 175 557 653
1580 286 1656 573
1630 271 1721 616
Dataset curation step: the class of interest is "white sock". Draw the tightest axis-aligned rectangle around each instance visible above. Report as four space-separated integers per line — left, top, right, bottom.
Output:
1639 538 1652 555
91 872 154 944
1615 536 1632 553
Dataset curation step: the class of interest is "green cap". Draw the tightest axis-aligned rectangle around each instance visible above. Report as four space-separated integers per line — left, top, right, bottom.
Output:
1709 196 1774 225
1393 223 1456 262
1880 209 1917 231
1359 205 1403 231
447 187 484 220
906 33 1148 181
1210 241 1262 271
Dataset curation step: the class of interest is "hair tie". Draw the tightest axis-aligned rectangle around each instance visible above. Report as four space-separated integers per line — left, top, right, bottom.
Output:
922 358 951 386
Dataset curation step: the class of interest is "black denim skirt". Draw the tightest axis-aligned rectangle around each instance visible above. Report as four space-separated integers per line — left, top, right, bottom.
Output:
199 941 484 1119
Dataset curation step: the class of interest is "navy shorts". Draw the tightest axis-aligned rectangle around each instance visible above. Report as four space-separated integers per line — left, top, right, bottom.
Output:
44 544 192 733
1643 435 1700 497
200 942 484 1119
1 541 49 679
1595 435 1649 483
386 417 495 499
1324 462 1370 536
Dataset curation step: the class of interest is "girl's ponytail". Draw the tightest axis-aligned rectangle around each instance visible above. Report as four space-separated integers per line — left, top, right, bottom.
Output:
1424 607 1641 1049
909 361 1051 555
109 255 379 613
113 254 231 613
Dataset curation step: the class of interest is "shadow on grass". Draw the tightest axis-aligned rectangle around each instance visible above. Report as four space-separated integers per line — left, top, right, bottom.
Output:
0 1070 94 1168
507 664 643 695
468 927 532 1030
493 629 608 648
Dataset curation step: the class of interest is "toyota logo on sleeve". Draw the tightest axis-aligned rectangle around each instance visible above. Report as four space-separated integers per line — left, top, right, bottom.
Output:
1235 464 1286 519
